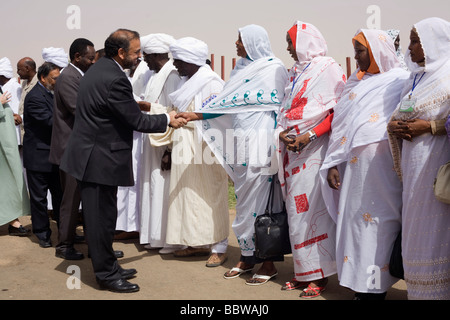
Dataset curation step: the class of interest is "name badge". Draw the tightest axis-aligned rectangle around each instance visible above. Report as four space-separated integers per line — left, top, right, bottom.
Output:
399 98 416 113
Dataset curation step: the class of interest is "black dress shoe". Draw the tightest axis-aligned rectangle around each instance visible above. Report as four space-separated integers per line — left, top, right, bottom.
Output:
114 250 124 258
39 239 52 248
119 268 137 280
88 250 125 259
8 225 30 237
97 278 139 293
55 247 85 260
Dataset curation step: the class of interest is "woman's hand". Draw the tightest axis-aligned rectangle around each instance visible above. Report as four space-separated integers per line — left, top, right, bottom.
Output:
287 133 309 153
176 112 203 122
279 127 295 147
388 119 431 141
327 166 340 190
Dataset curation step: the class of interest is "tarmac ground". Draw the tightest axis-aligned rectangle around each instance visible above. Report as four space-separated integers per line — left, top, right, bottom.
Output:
0 211 408 302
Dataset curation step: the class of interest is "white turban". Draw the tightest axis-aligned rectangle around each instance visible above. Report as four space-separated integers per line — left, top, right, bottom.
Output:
0 57 14 78
170 37 208 66
141 33 176 54
42 47 69 68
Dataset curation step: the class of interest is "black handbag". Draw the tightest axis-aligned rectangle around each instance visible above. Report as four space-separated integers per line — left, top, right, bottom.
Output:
254 176 291 260
389 230 404 279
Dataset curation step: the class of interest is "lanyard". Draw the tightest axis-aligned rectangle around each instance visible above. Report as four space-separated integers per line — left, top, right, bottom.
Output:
409 72 426 99
290 62 311 96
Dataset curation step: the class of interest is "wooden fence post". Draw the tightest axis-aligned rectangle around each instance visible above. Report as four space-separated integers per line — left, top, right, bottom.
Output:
210 54 215 71
346 57 352 79
221 56 225 80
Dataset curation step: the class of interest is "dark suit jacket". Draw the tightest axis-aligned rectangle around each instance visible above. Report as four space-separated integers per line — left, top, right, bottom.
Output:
23 82 56 172
59 57 168 187
49 64 82 166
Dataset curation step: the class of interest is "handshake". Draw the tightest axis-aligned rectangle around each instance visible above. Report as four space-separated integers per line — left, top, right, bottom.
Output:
168 111 203 129
137 102 203 129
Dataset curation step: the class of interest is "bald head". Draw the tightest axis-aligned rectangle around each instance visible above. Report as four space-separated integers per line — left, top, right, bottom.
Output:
104 29 140 58
104 28 141 69
17 57 36 81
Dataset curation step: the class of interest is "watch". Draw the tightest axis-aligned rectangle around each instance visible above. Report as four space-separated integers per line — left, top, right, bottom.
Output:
308 130 317 142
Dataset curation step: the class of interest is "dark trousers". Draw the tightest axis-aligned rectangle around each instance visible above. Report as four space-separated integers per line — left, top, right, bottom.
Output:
56 170 81 251
78 180 121 282
26 169 62 240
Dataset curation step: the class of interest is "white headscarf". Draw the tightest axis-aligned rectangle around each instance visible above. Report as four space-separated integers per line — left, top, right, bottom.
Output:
239 24 273 61
201 24 288 114
279 21 344 134
170 37 208 67
405 17 450 74
42 47 69 68
344 29 400 95
141 33 176 54
0 57 14 78
292 21 328 64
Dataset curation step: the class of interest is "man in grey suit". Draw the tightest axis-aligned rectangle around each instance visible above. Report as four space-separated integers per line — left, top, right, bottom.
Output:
49 38 96 260
60 29 187 293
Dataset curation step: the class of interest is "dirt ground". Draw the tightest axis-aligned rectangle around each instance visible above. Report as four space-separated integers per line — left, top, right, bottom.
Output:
0 211 408 301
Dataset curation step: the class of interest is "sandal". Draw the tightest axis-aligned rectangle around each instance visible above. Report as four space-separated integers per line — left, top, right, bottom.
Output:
223 266 253 279
245 272 278 286
281 278 309 291
299 278 328 298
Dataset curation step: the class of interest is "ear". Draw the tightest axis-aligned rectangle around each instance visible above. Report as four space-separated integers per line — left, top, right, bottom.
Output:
117 47 127 60
74 52 82 63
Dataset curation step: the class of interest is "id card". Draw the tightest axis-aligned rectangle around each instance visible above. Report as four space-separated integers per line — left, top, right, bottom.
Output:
399 98 416 113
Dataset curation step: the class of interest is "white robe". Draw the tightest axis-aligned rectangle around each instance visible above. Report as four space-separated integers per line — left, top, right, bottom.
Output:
276 22 347 280
115 68 151 232
320 29 410 293
389 18 450 300
165 66 229 247
139 61 181 246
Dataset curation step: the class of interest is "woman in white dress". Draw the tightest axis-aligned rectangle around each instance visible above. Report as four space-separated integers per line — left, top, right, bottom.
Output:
319 29 409 300
388 17 450 300
276 21 346 298
178 25 288 285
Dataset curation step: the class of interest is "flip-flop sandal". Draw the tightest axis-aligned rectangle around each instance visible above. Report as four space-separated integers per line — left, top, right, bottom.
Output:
223 267 253 279
299 284 326 298
281 279 309 291
245 272 278 286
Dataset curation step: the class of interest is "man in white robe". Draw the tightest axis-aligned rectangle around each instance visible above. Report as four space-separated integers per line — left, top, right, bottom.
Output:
166 37 229 266
136 33 183 254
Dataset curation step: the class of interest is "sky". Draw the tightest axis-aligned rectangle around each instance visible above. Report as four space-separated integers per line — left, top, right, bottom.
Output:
1 0 449 80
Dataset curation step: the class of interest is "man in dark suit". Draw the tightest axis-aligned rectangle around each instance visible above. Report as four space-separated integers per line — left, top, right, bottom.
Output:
23 62 63 248
49 38 96 260
60 29 187 293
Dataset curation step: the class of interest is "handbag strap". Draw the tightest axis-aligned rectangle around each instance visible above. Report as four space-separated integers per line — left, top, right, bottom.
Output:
265 175 276 215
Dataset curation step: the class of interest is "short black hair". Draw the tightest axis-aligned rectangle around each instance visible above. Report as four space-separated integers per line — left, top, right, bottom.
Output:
69 38 95 61
37 62 59 80
104 29 140 58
